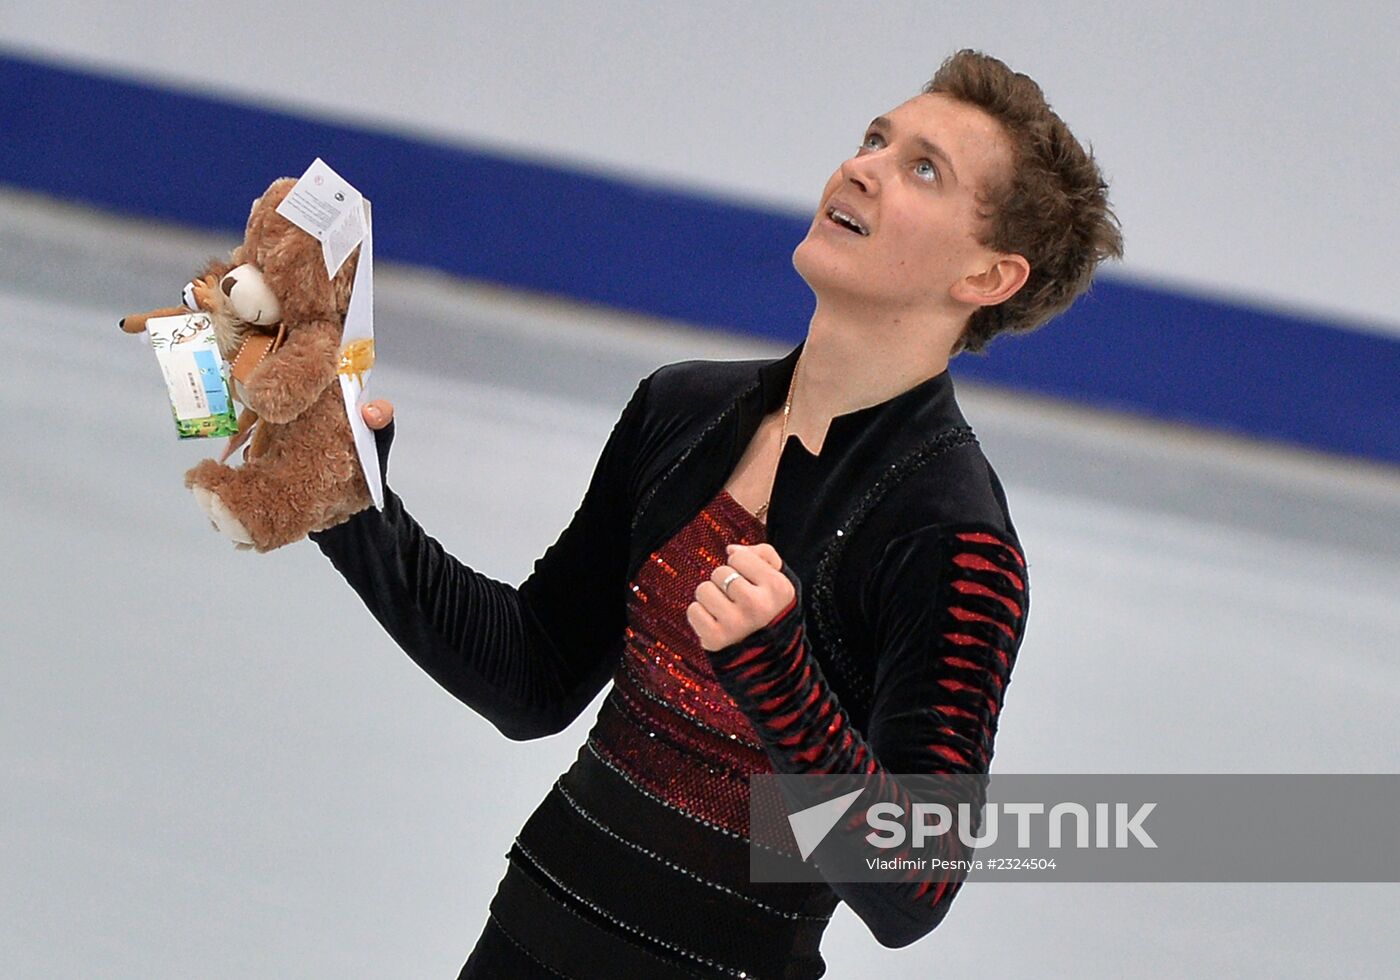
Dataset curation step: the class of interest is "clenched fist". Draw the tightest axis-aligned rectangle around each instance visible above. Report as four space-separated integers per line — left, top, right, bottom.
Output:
686 542 796 652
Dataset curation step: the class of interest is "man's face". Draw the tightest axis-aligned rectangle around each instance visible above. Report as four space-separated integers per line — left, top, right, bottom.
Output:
793 93 1015 315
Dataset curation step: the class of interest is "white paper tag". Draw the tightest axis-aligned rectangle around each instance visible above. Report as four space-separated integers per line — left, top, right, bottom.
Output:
275 158 366 278
337 199 382 510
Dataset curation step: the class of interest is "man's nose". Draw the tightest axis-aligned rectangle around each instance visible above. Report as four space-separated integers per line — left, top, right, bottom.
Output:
839 154 878 194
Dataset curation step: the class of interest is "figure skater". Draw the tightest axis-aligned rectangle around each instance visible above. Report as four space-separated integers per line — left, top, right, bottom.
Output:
311 48 1123 978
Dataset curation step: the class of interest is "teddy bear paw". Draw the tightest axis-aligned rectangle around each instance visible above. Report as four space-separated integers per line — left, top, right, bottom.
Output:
190 275 217 312
190 484 217 525
191 484 254 546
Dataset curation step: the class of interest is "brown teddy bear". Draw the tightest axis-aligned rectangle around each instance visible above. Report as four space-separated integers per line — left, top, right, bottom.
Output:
123 177 372 552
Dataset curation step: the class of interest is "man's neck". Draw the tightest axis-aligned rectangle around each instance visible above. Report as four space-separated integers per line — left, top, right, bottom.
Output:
784 300 961 456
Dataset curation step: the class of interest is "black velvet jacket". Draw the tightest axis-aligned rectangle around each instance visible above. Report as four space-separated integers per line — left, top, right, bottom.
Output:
310 339 1031 950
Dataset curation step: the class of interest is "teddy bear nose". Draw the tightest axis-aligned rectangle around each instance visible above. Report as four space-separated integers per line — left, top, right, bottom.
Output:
221 276 236 297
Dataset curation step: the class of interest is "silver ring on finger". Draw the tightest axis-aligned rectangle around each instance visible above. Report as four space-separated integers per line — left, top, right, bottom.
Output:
720 571 742 597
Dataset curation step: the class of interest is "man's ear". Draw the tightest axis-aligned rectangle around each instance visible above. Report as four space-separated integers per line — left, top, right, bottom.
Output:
950 253 1030 309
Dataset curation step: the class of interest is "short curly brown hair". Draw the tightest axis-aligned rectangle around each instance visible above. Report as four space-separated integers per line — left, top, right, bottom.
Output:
923 50 1124 354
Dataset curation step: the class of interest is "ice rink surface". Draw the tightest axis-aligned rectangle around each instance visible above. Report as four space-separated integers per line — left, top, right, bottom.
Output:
3 187 1398 978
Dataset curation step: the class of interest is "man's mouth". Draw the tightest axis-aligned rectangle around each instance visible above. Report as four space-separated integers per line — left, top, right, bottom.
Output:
825 206 869 236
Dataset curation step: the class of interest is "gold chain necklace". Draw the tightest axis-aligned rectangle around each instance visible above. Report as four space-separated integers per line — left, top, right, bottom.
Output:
754 355 800 523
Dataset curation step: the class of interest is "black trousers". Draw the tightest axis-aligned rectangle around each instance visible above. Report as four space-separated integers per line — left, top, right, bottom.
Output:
457 914 566 979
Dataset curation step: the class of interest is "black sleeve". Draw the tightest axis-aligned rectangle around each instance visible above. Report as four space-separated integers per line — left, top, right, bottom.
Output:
308 376 653 741
707 523 1029 947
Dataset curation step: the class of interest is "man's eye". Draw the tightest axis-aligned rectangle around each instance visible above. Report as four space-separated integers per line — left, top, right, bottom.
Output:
915 159 939 182
859 132 884 151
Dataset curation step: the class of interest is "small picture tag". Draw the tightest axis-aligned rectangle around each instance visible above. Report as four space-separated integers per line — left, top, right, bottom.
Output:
146 313 239 438
275 158 366 278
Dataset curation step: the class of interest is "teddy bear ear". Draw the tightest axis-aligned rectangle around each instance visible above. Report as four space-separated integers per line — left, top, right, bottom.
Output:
246 176 296 223
242 192 266 243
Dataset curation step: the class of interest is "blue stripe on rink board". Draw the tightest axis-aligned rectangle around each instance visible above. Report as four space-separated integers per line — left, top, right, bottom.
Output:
3 49 1397 466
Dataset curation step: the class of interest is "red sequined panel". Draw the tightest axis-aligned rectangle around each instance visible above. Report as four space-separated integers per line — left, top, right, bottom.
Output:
620 489 769 741
592 488 778 834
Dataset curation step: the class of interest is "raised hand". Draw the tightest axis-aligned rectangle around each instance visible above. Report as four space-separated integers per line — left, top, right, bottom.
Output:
687 542 796 652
